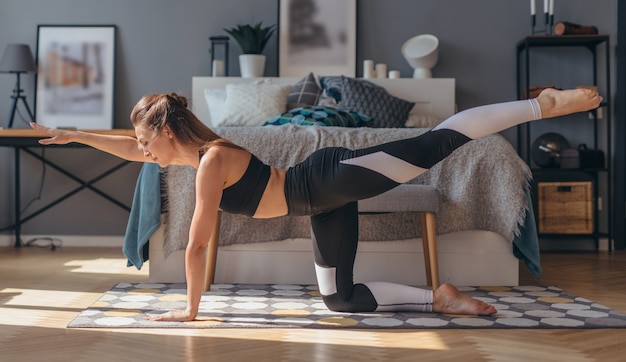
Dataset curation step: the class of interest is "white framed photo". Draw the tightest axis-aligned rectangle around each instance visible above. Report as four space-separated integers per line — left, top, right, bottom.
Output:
278 0 357 77
35 25 116 129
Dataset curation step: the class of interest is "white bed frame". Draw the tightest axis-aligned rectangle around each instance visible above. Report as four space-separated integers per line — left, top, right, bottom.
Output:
148 76 519 287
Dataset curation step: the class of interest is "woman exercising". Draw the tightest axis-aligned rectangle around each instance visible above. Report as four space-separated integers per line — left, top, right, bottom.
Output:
32 87 601 322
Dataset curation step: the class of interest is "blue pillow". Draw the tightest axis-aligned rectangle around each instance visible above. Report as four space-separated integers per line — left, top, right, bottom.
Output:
317 76 343 103
264 106 371 127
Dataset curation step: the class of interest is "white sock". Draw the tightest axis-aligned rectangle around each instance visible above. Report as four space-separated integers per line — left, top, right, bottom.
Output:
364 281 433 312
433 98 542 139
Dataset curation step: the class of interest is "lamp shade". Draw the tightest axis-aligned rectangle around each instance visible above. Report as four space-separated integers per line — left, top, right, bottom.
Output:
0 44 37 73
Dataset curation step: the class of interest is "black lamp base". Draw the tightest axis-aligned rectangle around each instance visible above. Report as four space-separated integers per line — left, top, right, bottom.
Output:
6 71 34 128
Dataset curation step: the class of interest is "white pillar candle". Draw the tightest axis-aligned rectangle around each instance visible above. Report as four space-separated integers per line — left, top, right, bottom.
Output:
212 60 224 77
375 63 387 79
363 59 375 78
543 0 548 14
388 70 400 79
530 0 535 15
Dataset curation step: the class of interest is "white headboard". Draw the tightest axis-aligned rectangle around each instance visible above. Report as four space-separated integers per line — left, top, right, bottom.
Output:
191 76 455 126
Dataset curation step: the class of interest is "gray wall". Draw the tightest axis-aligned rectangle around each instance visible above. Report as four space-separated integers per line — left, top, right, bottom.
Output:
0 0 618 238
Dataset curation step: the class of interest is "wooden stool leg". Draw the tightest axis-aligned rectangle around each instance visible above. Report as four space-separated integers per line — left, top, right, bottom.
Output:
419 212 439 290
204 211 222 291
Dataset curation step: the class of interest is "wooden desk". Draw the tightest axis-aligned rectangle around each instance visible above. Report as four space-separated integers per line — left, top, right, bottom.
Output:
0 129 137 247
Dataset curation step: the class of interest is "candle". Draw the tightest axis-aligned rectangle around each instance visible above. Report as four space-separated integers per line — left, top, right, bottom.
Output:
549 0 554 15
543 0 548 14
212 60 224 77
363 59 375 78
375 63 387 79
388 70 401 79
530 0 535 15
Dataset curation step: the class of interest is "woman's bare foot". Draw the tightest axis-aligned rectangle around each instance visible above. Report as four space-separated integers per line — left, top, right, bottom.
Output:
536 87 603 119
432 283 497 316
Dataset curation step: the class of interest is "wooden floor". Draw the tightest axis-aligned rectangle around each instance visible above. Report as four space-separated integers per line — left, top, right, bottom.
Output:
1 246 625 362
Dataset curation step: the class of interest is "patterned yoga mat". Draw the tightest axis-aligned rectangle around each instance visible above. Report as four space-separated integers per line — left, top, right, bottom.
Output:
67 283 626 329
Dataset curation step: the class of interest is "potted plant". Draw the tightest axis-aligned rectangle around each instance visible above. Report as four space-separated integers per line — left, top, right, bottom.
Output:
224 22 276 78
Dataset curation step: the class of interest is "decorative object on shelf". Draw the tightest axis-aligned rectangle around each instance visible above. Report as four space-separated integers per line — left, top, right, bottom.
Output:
209 35 229 77
0 43 37 128
554 22 599 36
35 25 117 130
559 144 605 170
224 22 276 78
363 59 375 78
531 132 570 168
401 34 439 78
529 0 555 35
278 0 357 77
388 70 401 79
560 148 580 169
577 144 605 169
375 63 387 79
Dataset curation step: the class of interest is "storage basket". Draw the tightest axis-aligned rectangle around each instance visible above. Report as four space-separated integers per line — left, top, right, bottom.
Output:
537 181 593 234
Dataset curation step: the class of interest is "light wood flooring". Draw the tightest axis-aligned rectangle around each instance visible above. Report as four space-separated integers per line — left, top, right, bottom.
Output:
1 246 625 361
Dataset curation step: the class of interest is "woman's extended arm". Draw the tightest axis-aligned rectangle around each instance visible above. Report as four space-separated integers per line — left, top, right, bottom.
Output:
30 122 149 162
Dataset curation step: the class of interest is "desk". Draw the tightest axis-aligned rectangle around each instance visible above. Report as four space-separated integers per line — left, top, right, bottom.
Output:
0 129 136 247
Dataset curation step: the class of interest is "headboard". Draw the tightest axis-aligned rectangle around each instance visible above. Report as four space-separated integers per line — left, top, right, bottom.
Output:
191 76 456 127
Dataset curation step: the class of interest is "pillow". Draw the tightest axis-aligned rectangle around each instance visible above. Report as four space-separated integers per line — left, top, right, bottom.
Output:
287 72 322 109
317 75 343 106
219 83 291 126
203 88 227 127
338 76 415 128
264 106 371 127
405 104 444 128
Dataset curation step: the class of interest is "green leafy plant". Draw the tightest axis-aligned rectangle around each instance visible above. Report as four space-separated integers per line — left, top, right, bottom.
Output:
224 22 277 55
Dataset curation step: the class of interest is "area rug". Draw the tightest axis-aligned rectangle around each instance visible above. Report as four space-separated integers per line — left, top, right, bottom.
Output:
67 283 626 329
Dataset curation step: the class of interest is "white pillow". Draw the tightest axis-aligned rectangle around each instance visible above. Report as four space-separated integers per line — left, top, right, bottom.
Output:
203 88 227 127
219 83 291 126
404 103 443 128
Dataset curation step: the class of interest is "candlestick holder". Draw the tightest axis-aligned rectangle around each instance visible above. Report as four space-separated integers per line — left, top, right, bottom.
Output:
530 12 554 35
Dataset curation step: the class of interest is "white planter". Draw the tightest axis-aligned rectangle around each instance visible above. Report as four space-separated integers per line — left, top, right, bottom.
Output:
239 54 266 78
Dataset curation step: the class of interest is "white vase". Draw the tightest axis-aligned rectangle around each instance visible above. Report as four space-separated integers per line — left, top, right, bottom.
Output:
239 54 266 78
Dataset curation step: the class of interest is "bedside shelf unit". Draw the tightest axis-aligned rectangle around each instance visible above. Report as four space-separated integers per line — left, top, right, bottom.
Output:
515 35 612 250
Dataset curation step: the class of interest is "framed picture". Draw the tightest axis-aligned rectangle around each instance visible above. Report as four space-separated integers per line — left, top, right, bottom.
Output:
35 25 116 129
278 0 357 77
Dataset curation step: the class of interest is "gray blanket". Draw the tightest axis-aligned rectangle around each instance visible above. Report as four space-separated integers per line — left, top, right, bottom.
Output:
162 125 531 257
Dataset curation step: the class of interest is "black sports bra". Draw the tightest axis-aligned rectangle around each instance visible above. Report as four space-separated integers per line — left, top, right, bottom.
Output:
219 154 271 217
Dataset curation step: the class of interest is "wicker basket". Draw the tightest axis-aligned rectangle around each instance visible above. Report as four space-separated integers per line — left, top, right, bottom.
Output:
537 181 593 234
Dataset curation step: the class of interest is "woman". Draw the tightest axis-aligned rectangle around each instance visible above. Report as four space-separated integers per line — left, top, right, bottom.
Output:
32 87 601 322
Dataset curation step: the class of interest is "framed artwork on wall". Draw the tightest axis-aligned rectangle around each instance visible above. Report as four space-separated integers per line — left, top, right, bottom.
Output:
35 25 116 129
278 0 357 77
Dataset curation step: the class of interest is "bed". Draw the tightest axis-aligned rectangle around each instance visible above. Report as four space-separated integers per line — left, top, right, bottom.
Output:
131 75 540 287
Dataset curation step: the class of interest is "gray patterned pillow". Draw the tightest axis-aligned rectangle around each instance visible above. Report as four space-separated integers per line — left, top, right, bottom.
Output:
287 72 322 109
338 76 415 128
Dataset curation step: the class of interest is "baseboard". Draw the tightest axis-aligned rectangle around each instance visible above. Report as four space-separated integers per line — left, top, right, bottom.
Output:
539 237 611 252
0 234 124 248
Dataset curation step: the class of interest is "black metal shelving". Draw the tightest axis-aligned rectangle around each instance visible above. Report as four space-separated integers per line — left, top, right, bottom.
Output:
515 35 612 251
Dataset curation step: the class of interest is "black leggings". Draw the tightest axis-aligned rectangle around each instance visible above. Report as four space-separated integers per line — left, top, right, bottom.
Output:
284 99 541 312
285 129 470 312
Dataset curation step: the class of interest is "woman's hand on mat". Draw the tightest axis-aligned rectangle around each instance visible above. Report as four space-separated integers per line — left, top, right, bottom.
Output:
146 309 196 322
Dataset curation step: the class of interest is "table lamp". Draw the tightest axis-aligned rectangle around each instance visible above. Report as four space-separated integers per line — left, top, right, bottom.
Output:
0 43 37 128
401 34 439 79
